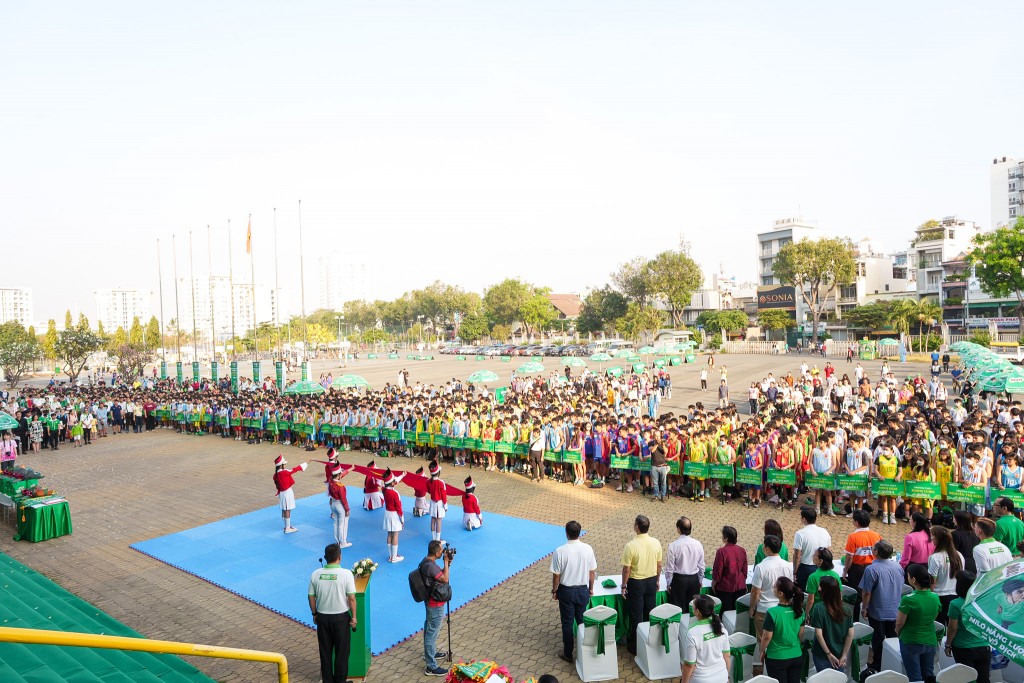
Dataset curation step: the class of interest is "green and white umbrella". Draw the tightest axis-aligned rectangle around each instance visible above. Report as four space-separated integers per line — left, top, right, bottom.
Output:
0 412 19 430
562 357 587 368
638 345 656 355
332 374 370 390
590 352 612 371
468 369 499 384
960 559 1024 664
283 379 325 395
517 361 545 374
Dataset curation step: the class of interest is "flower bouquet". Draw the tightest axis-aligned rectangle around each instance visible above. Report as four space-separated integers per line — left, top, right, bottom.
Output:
352 558 377 578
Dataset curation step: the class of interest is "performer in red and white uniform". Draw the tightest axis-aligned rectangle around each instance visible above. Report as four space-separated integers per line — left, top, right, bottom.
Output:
363 459 384 510
411 466 430 517
324 448 340 516
327 462 351 548
426 460 448 542
273 454 307 533
382 468 405 563
462 476 482 531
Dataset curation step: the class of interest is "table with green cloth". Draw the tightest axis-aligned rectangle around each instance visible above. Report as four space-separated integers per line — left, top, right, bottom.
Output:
13 495 72 542
587 574 670 641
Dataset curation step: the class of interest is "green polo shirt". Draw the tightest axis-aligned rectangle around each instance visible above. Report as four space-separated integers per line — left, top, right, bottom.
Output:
764 604 805 660
995 514 1024 556
755 542 789 565
947 597 988 649
898 589 941 645
805 568 841 603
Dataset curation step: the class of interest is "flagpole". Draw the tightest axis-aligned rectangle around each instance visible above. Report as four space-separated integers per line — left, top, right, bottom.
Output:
273 207 282 361
248 213 258 363
157 238 166 366
207 224 216 363
298 200 308 355
172 234 182 360
189 230 198 364
227 219 236 361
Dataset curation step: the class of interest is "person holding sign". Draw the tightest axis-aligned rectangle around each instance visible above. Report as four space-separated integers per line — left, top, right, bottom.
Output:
772 434 797 510
688 429 709 502
742 435 765 508
872 442 901 525
810 434 836 517
904 448 936 521
712 433 735 501
844 434 871 514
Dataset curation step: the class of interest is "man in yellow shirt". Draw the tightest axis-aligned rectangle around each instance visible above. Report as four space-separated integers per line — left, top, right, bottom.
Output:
621 514 663 655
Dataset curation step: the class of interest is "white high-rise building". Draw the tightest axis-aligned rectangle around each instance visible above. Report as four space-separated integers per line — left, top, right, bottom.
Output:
175 276 289 342
992 155 1023 229
95 288 152 332
319 252 368 310
908 216 980 299
755 217 817 325
0 287 33 327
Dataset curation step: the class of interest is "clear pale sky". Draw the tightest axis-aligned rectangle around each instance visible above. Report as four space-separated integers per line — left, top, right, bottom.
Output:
3 1 1022 324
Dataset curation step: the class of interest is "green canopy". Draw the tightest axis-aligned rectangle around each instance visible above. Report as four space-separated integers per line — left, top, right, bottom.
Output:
516 361 545 374
283 379 325 395
332 374 369 389
0 412 19 430
638 345 656 355
960 559 1024 665
468 370 499 384
589 352 612 363
561 357 587 368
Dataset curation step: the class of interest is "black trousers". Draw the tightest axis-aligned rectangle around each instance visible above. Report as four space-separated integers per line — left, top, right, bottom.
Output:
766 655 803 683
795 563 815 590
557 584 590 658
316 611 352 683
952 645 991 683
714 588 746 613
844 563 867 615
668 573 701 614
626 576 658 651
868 616 896 668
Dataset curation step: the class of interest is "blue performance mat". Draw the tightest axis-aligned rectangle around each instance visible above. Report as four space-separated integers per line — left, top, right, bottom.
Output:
131 487 566 655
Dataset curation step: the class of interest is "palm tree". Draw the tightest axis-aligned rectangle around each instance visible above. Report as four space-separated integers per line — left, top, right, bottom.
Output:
885 300 915 344
915 300 942 353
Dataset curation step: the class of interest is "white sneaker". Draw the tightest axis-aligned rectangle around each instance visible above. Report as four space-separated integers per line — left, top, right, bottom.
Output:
626 484 634 493
284 527 298 533
389 555 404 563
340 542 353 548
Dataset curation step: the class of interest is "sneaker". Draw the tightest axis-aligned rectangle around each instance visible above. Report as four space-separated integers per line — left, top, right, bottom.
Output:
284 527 298 534
425 666 449 676
753 500 761 508
388 555 404 563
340 542 353 548
434 650 449 660
845 512 854 518
626 484 633 493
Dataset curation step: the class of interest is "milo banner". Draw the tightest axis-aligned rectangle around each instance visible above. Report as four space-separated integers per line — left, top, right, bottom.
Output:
176 361 183 384
736 468 763 486
947 485 985 505
709 464 734 482
211 362 219 383
230 361 238 394
961 559 1024 665
302 361 310 381
275 361 284 390
192 361 200 382
767 469 797 486
871 480 905 497
905 482 942 500
160 361 167 380
805 473 836 490
252 361 261 383
836 474 869 492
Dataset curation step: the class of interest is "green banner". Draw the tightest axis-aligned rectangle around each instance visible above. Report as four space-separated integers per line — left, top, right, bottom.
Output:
669 356 682 366
160 361 167 380
836 474 869 491
767 469 797 486
275 361 284 390
252 361 261 383
947 485 985 504
230 361 238 394
367 353 378 359
176 361 183 384
668 460 680 475
805 473 837 490
475 355 486 361
905 481 942 499
500 356 511 362
543 450 560 462
736 468 763 486
683 461 709 478
494 442 514 454
388 353 399 359
709 464 734 481
632 363 645 373
456 355 467 361
192 361 200 382
495 387 508 404
610 455 631 469
1001 489 1024 509
630 455 651 472
211 361 219 383
871 480 905 497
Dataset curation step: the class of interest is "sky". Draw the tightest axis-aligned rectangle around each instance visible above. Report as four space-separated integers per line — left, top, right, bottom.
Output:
3 1 1023 324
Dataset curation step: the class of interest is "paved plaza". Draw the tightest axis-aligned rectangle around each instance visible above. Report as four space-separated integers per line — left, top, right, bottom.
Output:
1 352 933 682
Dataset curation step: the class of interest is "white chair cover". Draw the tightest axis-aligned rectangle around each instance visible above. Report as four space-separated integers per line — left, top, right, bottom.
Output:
635 602 683 681
575 604 618 682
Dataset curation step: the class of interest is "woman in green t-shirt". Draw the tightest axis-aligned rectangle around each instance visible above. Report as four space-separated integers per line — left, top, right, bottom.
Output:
754 519 790 564
808 576 854 673
945 570 991 683
805 548 841 610
896 564 942 683
760 576 806 683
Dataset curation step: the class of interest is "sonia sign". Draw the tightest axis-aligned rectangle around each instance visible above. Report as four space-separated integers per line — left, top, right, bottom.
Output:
757 285 797 311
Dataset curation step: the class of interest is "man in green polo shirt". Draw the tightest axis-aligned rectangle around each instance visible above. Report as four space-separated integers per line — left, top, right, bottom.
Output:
993 496 1024 556
945 571 992 683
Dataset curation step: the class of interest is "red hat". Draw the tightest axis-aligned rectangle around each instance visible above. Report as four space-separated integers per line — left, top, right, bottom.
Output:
415 466 424 475
331 463 344 476
429 460 440 476
274 455 287 466
327 448 337 461
464 476 475 490
367 459 375 469
382 468 396 486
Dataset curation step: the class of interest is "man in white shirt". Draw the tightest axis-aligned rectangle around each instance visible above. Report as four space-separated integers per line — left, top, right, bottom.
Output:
663 516 705 614
792 507 832 589
749 535 794 643
308 543 358 683
550 520 598 663
975 517 1014 573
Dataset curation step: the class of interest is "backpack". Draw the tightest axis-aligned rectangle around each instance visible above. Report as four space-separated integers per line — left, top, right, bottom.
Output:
409 559 452 604
408 566 430 603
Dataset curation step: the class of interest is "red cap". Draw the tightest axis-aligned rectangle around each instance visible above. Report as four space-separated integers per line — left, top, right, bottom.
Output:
429 460 440 476
274 455 287 466
382 468 396 486
331 463 344 476
327 448 337 461
464 476 475 490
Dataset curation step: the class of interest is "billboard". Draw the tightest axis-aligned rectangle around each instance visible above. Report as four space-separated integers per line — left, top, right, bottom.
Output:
757 285 797 311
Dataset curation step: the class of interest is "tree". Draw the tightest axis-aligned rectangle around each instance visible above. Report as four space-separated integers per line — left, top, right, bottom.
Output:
611 257 654 306
696 310 749 337
885 299 917 340
914 300 942 353
647 250 704 327
844 302 891 331
490 323 511 342
145 316 161 351
615 304 664 344
458 312 489 343
757 309 795 337
519 287 556 339
54 327 104 383
97 320 106 338
0 321 39 388
772 237 856 344
128 317 144 348
109 326 128 351
109 343 152 379
42 319 58 359
483 279 531 326
77 312 91 332
64 310 73 331
576 287 628 336
967 218 1024 331
305 323 334 347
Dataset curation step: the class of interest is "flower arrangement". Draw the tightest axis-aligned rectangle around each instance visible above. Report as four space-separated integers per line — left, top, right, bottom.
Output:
352 558 377 578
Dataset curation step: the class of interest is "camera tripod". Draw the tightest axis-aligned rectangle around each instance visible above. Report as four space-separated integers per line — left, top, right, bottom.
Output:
444 599 453 664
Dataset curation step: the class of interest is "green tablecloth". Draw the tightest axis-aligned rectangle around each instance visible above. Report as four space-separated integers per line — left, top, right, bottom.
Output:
587 590 670 641
14 498 72 542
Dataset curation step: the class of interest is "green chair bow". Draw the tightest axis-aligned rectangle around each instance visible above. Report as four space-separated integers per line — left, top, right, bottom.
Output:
801 639 813 681
649 612 682 653
850 631 873 678
735 597 755 635
730 642 756 683
583 612 618 655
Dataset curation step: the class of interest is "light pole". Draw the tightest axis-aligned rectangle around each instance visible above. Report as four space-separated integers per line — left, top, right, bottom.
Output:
336 315 346 367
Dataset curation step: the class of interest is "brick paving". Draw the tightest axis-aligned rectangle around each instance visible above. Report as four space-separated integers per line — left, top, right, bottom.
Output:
1 352 931 682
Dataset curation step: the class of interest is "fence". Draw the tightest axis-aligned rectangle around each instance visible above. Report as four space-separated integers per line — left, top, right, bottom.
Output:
721 341 787 354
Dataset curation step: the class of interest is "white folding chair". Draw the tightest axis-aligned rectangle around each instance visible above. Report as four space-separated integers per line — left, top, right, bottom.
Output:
935 663 979 683
801 625 818 676
747 676 780 683
0 492 12 523
731 593 752 638
727 631 757 683
849 621 874 680
689 594 722 616
881 637 905 676
575 604 618 682
808 669 849 683
865 672 910 683
635 602 682 680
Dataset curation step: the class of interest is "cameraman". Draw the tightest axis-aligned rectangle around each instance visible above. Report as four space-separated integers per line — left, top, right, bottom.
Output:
420 540 452 677
308 543 357 683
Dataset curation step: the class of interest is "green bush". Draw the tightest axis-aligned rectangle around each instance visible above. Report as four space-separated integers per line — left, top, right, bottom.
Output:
968 331 991 347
